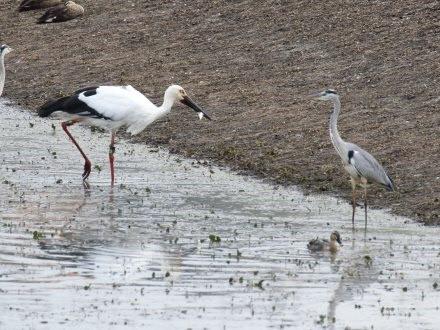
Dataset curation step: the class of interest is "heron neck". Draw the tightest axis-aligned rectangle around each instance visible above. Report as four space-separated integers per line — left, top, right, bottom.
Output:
329 97 346 158
0 54 5 96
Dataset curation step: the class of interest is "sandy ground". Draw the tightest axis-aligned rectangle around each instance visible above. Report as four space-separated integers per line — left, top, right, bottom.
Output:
0 0 439 223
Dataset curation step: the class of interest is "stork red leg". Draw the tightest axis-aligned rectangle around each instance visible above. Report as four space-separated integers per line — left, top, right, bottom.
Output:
109 132 116 186
61 119 92 181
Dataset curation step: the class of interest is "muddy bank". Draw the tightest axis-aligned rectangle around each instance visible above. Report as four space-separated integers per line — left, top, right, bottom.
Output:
0 0 439 223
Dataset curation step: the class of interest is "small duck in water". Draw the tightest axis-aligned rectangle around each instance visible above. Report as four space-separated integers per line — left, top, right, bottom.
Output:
307 231 342 253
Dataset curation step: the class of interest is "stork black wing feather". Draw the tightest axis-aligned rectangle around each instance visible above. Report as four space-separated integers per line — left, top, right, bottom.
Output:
38 94 111 120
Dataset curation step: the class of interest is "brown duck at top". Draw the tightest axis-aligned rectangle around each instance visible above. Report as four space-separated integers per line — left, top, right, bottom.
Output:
37 1 84 24
18 0 63 12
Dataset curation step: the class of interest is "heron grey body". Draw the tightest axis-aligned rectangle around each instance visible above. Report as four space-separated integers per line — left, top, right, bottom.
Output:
317 90 394 228
329 96 393 190
0 45 13 97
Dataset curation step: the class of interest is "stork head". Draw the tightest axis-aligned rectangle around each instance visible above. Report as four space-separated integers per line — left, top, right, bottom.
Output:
0 44 13 56
165 84 212 120
330 231 342 245
314 89 339 101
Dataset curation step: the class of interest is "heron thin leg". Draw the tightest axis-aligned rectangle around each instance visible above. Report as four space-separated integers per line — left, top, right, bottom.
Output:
350 179 357 228
61 119 91 181
109 132 116 187
364 186 368 231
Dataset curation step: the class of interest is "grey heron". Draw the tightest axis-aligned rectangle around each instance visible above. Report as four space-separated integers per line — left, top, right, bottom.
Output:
315 90 394 229
0 45 13 97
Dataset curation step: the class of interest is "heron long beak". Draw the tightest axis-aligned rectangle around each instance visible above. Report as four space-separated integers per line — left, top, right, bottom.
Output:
181 95 212 121
309 92 323 98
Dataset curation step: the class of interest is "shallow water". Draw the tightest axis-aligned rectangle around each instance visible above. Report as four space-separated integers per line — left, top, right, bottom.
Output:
1 100 440 329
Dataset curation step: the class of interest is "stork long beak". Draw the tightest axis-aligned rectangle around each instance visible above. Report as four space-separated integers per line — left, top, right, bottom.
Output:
181 95 212 121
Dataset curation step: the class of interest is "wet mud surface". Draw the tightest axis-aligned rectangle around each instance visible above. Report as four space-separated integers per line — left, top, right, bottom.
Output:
1 101 440 329
1 0 439 224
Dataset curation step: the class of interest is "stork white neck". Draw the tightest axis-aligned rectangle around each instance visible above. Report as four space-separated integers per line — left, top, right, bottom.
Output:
159 94 174 114
158 87 181 116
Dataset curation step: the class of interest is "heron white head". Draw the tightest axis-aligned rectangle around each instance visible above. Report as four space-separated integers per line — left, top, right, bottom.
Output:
315 89 339 101
0 45 13 57
165 84 212 120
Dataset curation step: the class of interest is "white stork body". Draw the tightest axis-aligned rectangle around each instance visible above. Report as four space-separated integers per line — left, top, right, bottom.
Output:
39 84 211 185
66 86 163 134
